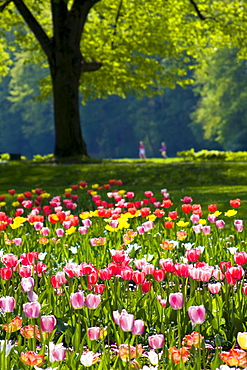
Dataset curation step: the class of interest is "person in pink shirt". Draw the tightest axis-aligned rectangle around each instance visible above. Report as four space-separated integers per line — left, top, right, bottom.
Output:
139 141 146 159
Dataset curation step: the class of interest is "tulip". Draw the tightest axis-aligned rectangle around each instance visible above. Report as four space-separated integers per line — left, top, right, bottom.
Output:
229 266 244 279
0 267 12 280
141 280 152 293
153 269 165 282
78 226 89 234
80 351 99 366
85 294 101 309
186 248 201 262
49 342 66 362
132 271 146 285
215 220 225 229
120 268 133 280
70 291 85 309
208 214 217 223
1 253 18 268
21 277 35 292
208 282 221 294
119 313 135 332
87 327 101 340
234 251 247 265
192 224 202 233
237 332 247 350
202 226 211 235
148 334 165 349
190 214 200 223
0 340 14 356
20 351 44 366
131 319 145 335
159 258 175 273
0 296 16 312
19 265 32 278
188 305 206 324
169 293 184 309
40 315 56 332
23 302 41 318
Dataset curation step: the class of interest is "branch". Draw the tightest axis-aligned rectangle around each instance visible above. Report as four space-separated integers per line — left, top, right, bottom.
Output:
189 0 206 20
81 59 102 72
12 0 53 60
113 0 123 34
0 0 12 12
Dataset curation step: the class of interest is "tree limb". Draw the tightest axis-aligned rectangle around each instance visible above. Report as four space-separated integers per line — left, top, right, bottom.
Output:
189 0 206 20
12 0 53 60
0 0 12 12
81 60 102 72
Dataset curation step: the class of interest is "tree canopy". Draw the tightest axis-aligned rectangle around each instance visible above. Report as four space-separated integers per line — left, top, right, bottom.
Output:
0 0 247 157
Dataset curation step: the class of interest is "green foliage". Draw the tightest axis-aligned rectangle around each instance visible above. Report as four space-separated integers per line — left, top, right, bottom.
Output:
190 48 247 151
1 0 247 100
177 149 247 162
32 153 54 162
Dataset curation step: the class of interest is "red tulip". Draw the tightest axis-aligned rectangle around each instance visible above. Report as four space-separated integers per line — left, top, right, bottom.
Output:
234 251 247 265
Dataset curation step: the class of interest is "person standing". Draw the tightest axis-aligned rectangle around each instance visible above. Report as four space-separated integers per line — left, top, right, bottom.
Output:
159 142 167 158
139 141 146 159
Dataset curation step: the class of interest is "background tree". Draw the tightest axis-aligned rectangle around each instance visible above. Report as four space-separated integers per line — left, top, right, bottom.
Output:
191 48 247 151
1 0 247 158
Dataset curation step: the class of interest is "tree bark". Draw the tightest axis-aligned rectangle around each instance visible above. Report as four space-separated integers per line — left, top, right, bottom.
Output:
50 54 88 158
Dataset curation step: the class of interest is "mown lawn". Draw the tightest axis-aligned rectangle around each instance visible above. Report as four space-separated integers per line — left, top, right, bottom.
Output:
0 159 246 217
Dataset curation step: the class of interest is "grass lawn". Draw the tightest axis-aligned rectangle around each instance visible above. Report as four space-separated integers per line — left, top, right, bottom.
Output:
0 159 247 218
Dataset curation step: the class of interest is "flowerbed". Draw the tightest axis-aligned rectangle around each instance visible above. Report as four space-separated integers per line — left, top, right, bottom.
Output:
0 181 246 369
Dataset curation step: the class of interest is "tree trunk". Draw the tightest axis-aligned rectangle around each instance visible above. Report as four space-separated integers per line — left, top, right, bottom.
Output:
50 54 88 158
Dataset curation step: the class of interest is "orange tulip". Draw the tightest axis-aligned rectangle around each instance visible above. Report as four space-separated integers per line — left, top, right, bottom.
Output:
20 351 44 366
20 325 41 340
3 316 22 332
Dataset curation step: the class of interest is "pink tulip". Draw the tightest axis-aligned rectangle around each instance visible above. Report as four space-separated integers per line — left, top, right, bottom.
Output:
82 219 92 227
202 226 211 235
142 264 155 275
119 312 135 332
40 315 57 332
137 226 145 234
49 342 66 362
169 292 184 309
21 277 35 292
148 334 165 349
0 296 16 312
41 227 50 236
34 222 43 230
142 221 154 232
23 301 41 318
208 282 221 294
188 305 206 324
70 291 85 309
56 228 65 237
85 294 101 309
190 214 200 223
215 220 225 229
193 225 202 233
78 226 89 234
208 214 217 223
131 319 145 335
87 327 101 340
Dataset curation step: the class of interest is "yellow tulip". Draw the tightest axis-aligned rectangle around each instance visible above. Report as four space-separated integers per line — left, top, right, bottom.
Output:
237 332 247 349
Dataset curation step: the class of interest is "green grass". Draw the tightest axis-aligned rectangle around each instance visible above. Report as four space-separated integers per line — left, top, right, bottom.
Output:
0 159 247 218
